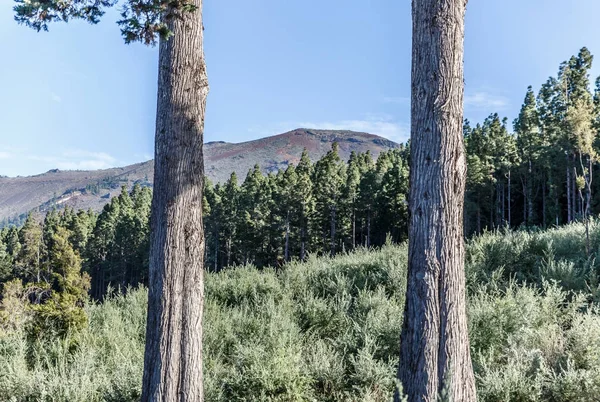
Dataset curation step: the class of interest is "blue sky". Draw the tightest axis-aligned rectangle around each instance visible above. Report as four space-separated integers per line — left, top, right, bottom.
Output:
1 0 600 177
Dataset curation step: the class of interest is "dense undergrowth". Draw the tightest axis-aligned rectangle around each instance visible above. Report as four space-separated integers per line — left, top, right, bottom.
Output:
3 222 600 401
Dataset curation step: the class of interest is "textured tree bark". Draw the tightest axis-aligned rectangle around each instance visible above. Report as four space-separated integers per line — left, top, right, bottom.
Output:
330 206 336 256
396 0 476 401
214 224 219 272
522 178 527 224
508 170 511 227
285 210 290 262
500 183 505 226
542 178 546 228
571 165 581 220
366 208 371 247
300 224 306 261
567 161 572 223
527 160 534 225
141 1 208 401
352 208 356 248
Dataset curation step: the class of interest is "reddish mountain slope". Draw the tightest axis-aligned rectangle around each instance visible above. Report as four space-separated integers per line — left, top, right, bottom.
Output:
0 129 399 223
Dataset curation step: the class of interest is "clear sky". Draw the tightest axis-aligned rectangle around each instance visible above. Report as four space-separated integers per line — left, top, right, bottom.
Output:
1 0 600 177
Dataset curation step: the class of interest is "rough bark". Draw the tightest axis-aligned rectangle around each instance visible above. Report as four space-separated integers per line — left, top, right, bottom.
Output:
396 0 476 401
300 224 306 261
567 161 572 223
522 178 527 224
284 210 290 262
527 161 534 225
352 208 356 248
366 208 371 247
573 165 579 219
508 170 511 227
141 2 208 401
330 206 336 256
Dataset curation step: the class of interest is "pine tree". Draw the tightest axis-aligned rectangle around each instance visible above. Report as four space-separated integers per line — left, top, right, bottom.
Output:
514 86 542 226
295 149 315 260
0 238 12 283
239 165 271 265
313 143 345 256
16 213 46 284
86 197 120 299
203 179 222 271
567 97 596 254
4 226 21 261
538 76 566 225
378 152 410 242
221 173 240 268
277 165 299 262
357 155 378 247
28 226 90 339
342 152 362 249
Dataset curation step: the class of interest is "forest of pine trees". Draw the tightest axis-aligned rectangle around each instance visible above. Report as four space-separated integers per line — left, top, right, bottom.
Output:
465 47 600 236
3 47 600 302
0 145 410 300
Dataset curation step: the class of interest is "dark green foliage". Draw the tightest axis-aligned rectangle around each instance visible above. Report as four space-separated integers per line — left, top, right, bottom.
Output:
86 185 151 298
16 213 47 284
0 146 411 298
27 226 90 339
13 0 116 31
200 145 410 273
117 0 198 44
13 0 198 45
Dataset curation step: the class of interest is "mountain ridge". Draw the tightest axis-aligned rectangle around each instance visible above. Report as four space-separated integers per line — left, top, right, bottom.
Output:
0 129 400 223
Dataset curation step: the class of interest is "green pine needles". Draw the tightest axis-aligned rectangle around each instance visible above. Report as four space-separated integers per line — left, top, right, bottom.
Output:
13 0 198 45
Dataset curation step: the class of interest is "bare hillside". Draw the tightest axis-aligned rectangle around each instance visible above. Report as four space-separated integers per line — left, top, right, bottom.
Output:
0 129 399 223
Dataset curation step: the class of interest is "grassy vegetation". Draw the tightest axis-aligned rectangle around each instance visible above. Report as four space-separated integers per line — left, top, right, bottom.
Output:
3 222 600 401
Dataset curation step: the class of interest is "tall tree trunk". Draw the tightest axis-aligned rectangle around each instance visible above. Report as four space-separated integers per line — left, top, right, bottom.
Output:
330 206 336 256
522 177 527 224
142 2 208 400
352 208 356 248
284 210 290 262
573 165 579 219
366 207 371 248
214 226 219 272
555 181 560 226
300 221 306 261
501 182 505 225
226 237 232 267
508 170 511 227
490 186 494 230
542 178 546 228
527 161 533 225
588 157 593 218
396 0 476 401
586 157 592 254
567 159 572 223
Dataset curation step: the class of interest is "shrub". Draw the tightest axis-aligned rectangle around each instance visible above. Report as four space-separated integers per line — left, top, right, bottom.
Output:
2 221 600 401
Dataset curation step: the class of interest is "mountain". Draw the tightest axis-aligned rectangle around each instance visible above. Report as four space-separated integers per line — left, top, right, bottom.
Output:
0 129 399 223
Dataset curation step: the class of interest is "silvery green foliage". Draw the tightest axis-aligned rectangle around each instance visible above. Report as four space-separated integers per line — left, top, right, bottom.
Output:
3 222 600 401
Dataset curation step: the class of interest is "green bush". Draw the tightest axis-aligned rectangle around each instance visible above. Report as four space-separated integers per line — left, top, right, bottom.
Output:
2 221 600 401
